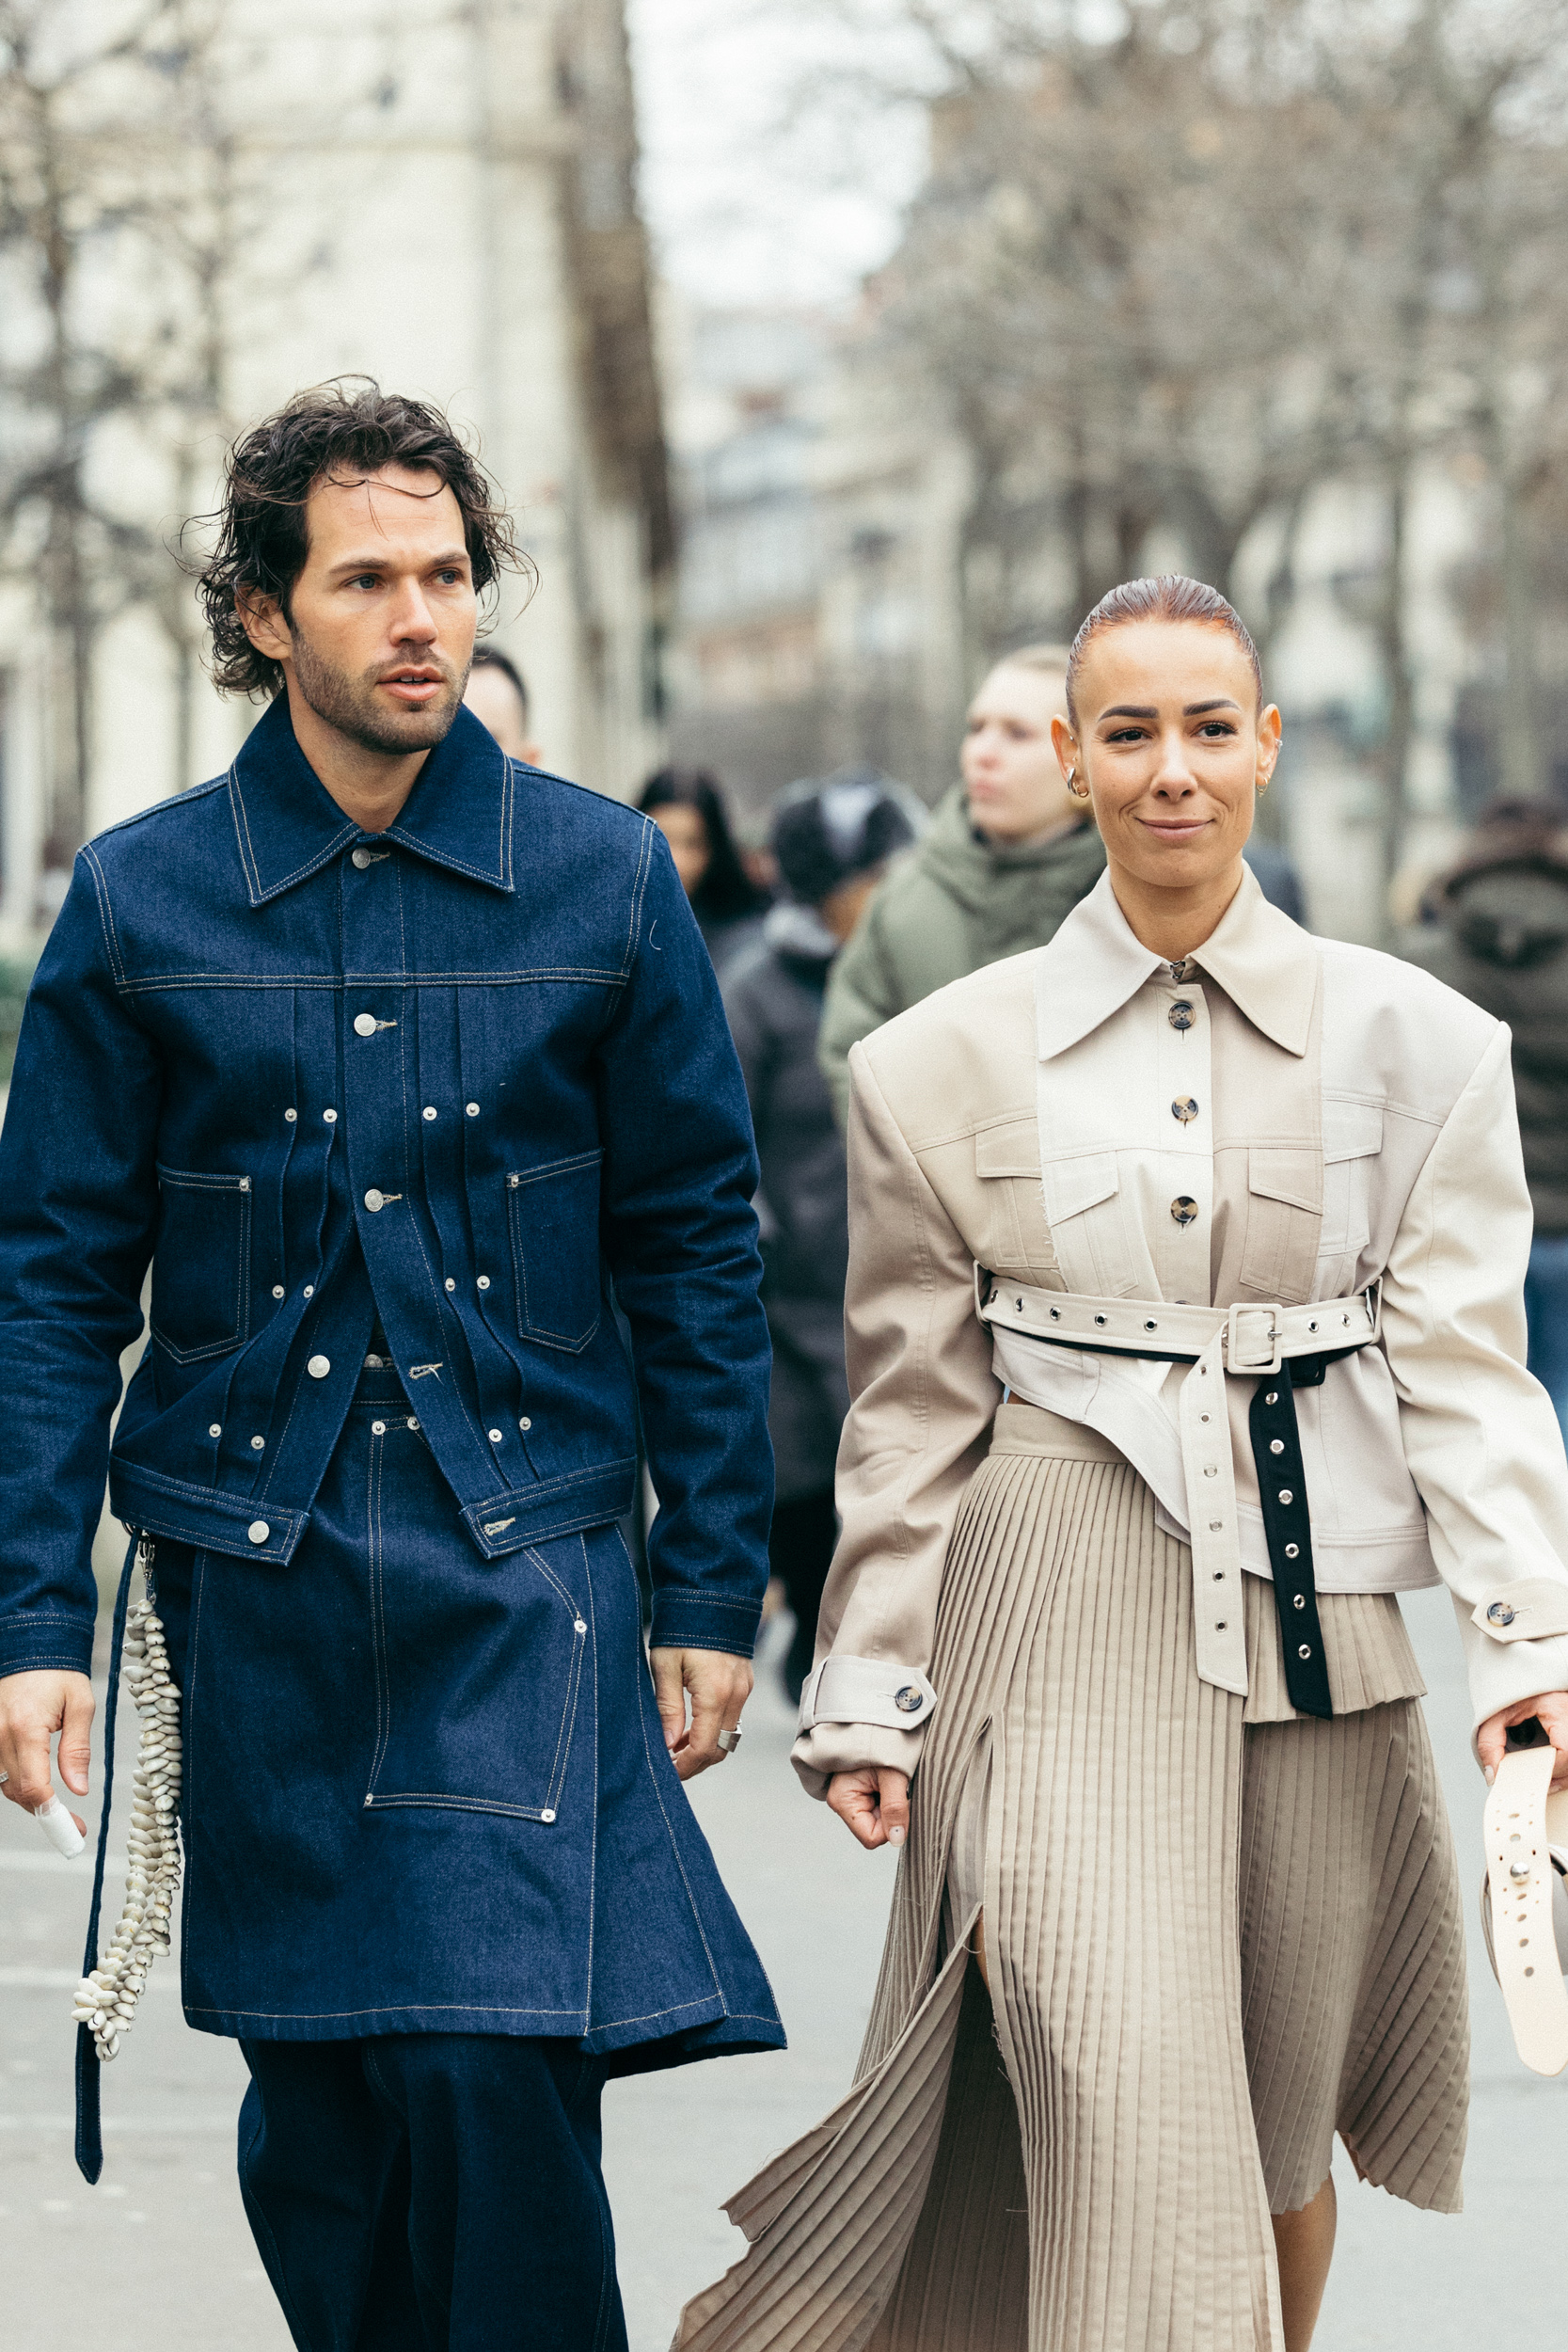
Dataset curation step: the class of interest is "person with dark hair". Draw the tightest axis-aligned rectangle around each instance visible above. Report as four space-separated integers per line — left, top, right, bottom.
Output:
638 765 772 978
464 642 544 764
722 773 918 1702
1407 796 1568 1438
681 576 1568 2352
0 379 783 2347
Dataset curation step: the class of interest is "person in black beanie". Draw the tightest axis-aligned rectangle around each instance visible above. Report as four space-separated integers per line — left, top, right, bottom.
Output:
722 771 919 1699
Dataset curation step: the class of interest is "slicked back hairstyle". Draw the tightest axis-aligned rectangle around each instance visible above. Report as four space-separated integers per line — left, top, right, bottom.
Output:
188 377 529 699
1066 577 1262 724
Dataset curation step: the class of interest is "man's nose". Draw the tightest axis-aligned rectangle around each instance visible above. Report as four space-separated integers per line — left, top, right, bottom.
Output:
388 583 438 642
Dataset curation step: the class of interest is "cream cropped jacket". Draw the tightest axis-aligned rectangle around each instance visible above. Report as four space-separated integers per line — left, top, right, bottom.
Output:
793 867 1568 1794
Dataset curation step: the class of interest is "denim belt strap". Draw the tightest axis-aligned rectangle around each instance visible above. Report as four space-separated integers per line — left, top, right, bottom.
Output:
975 1271 1384 1716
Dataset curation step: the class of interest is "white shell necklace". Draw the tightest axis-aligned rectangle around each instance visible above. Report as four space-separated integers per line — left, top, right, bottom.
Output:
70 1581 182 2060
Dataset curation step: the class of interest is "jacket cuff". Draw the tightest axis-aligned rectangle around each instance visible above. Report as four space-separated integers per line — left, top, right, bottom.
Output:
646 1587 760 1659
1455 1596 1568 1733
798 1655 937 1731
790 1719 928 1800
0 1612 96 1682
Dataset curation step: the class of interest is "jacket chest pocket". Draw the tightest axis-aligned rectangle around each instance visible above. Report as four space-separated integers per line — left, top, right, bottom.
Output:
150 1167 252 1362
974 1122 1056 1276
1320 1106 1384 1262
507 1150 604 1353
1040 1152 1129 1295
1237 1147 1323 1301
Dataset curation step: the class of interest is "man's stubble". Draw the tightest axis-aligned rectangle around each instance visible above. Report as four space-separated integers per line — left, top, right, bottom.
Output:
288 625 468 758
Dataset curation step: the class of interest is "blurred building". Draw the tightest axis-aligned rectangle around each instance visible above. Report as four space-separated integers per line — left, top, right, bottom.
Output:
0 0 670 946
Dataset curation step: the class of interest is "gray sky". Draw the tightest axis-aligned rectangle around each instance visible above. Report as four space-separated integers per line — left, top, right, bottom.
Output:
626 0 925 306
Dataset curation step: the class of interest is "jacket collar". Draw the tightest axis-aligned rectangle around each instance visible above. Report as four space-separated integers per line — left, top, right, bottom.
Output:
1037 862 1318 1060
228 695 516 908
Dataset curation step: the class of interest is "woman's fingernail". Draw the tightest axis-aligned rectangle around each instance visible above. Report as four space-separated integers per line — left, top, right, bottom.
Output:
1483 1766 1495 1785
887 1825 905 1844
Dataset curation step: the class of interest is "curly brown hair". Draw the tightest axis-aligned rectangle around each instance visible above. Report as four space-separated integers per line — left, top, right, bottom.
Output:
187 378 530 699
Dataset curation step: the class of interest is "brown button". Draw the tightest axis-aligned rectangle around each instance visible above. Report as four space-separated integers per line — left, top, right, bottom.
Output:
1171 1096 1199 1123
1168 999 1196 1031
1170 1197 1199 1227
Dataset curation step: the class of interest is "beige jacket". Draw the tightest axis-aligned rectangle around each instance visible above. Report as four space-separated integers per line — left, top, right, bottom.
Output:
794 868 1568 1794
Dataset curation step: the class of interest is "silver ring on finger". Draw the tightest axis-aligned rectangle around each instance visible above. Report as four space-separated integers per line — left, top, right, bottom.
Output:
716 1726 742 1756
0 1769 8 1785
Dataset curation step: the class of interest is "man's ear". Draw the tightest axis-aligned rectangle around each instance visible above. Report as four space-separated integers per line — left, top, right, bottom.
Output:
237 585 292 664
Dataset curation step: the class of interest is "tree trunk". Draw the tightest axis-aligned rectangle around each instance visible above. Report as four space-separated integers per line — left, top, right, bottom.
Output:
1373 460 1417 944
1498 470 1542 802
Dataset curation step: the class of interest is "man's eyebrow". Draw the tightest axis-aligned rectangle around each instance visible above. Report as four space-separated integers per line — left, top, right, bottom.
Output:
326 546 471 575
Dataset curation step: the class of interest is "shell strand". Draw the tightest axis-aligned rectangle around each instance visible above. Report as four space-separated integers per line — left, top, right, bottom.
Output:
69 1594 182 2062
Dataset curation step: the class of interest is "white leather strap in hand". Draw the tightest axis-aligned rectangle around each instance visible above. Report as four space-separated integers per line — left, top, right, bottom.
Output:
1483 1745 1568 2077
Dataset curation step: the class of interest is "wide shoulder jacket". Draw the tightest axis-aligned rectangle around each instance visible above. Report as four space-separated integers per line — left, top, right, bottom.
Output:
0 699 773 1681
795 866 1568 1792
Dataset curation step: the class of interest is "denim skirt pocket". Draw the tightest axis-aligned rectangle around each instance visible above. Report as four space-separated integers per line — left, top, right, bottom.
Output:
363 1422 589 1823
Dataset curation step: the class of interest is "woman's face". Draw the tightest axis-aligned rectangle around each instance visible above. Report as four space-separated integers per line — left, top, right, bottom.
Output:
960 663 1079 843
651 803 712 898
1053 620 1279 898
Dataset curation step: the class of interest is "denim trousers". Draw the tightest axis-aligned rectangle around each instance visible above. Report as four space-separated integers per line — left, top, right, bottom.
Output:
237 2031 628 2352
1526 1232 1568 1446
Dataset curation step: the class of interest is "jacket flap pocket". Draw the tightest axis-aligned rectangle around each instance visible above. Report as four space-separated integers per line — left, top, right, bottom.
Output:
974 1120 1039 1181
1323 1103 1383 1164
1042 1152 1119 1224
1247 1147 1323 1215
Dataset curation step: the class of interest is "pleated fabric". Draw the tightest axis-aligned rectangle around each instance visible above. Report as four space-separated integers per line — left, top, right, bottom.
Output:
674 1421 1468 2352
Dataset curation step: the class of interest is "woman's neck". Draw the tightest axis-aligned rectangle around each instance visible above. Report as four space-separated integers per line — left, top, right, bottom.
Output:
1107 857 1246 964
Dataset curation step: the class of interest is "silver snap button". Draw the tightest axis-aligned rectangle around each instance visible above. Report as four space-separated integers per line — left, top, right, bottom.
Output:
250 1435 265 1452
209 1423 222 1438
540 1809 556 1824
352 847 372 870
519 1416 531 1432
423 1105 437 1120
372 1421 386 1435
284 1108 297 1123
477 1275 491 1291
407 1417 420 1431
238 1177 251 1192
487 1428 503 1443
304 1284 314 1298
466 1103 480 1118
1170 1196 1198 1227
445 1277 456 1291
272 1284 285 1299
323 1108 338 1123
247 1520 270 1545
307 1355 330 1379
354 1012 377 1038
364 1189 385 1213
574 1618 587 1634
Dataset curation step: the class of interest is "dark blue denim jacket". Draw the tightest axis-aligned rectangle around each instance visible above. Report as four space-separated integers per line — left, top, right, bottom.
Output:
0 699 774 1677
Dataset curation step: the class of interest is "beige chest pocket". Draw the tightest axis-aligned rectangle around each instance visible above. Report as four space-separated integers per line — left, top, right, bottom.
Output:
1321 1104 1383 1259
1237 1147 1323 1303
1039 1152 1129 1295
974 1121 1055 1278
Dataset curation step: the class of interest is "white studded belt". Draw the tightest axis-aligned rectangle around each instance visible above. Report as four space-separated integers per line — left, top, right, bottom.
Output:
974 1271 1383 1708
1482 1739 1568 2076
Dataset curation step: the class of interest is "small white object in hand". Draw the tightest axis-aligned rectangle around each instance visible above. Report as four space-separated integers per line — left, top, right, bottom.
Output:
70 1588 183 2064
34 1794 86 1858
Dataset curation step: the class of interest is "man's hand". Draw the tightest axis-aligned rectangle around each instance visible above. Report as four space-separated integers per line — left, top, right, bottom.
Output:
0 1669 95 1836
827 1767 910 1851
1478 1689 1568 1791
649 1647 753 1781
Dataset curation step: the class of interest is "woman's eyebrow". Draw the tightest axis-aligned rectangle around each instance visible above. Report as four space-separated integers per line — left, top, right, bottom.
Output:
1099 703 1158 720
1184 698 1242 715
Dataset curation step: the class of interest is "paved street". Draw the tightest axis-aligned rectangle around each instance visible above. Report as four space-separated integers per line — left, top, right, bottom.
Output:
3 1589 1563 2348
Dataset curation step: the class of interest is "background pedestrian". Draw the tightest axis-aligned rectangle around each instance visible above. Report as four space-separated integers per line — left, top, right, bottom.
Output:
463 644 543 764
638 767 773 979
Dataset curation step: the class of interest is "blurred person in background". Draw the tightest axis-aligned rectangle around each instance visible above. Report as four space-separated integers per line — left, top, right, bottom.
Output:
723 775 918 1702
818 644 1105 1121
462 642 543 764
638 765 772 979
1408 797 1568 1440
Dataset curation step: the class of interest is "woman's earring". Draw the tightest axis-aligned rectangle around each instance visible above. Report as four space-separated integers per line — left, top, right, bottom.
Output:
1067 767 1089 800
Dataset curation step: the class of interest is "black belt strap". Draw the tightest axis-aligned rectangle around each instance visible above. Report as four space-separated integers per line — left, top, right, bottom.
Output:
1249 1360 1333 1719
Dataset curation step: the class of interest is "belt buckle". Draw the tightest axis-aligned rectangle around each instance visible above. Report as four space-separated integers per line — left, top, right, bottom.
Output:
1225 1301 1283 1375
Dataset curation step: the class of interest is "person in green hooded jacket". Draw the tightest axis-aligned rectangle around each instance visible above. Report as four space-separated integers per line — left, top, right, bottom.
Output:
818 644 1105 1122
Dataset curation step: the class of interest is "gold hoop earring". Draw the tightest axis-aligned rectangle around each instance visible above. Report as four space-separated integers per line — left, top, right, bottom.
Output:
1067 767 1090 800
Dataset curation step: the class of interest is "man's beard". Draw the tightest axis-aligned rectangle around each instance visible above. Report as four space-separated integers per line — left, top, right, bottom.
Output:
288 628 465 756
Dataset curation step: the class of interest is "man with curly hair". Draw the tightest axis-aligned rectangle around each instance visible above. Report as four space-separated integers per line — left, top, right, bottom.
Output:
0 382 783 2348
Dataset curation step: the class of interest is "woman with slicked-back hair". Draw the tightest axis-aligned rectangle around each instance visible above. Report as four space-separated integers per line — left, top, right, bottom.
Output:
678 578 1568 2350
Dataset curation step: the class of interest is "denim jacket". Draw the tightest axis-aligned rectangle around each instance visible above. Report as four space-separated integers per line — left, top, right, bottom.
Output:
0 698 774 1679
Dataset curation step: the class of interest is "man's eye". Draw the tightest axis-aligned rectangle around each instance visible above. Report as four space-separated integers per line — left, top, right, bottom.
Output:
347 574 380 590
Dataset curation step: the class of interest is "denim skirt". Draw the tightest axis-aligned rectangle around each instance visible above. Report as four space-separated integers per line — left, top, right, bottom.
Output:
150 1365 784 2067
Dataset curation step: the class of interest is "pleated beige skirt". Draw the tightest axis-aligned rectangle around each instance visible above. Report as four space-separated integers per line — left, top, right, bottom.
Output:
677 1408 1469 2352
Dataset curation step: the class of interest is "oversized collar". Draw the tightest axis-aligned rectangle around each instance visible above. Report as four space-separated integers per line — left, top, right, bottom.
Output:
227 695 517 908
1037 862 1319 1060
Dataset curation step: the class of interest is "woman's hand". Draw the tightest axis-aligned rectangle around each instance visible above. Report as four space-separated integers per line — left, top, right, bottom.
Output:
1477 1690 1568 1790
827 1767 910 1850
